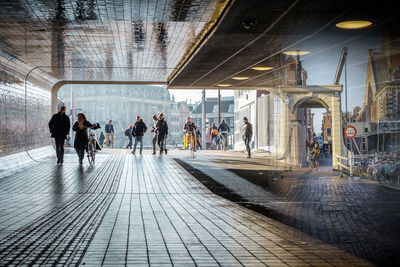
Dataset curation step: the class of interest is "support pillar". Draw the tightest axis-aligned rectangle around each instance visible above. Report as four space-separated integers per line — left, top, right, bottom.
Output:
278 93 290 159
331 93 343 170
202 89 206 149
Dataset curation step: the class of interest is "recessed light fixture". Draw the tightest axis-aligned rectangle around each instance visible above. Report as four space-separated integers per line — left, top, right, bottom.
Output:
216 84 232 87
335 20 372 29
283 50 310 56
251 66 273 71
232 76 249 80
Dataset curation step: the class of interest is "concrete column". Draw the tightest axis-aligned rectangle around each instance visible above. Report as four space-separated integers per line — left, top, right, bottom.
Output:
278 93 290 158
202 90 206 149
331 93 343 170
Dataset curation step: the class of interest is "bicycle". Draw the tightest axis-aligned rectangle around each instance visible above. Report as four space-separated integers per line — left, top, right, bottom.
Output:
87 124 101 165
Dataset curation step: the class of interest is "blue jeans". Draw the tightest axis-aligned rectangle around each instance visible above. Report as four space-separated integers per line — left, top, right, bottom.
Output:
133 136 143 153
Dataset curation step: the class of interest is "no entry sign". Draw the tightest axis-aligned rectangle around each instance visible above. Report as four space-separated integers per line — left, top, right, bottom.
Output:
344 126 357 138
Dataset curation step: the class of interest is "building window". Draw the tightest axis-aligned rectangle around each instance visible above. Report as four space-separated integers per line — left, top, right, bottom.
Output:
326 128 331 137
364 128 368 133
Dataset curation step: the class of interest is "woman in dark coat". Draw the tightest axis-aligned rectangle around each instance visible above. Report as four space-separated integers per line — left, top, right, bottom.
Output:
73 113 97 164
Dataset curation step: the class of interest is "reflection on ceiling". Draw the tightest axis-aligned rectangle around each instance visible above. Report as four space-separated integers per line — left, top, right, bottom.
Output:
0 0 399 90
168 0 400 90
0 0 228 85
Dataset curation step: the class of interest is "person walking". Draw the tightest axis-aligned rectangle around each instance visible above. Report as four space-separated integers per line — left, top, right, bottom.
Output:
48 105 71 165
211 123 218 149
156 113 168 155
132 116 147 155
72 113 98 164
125 125 133 149
218 118 230 150
184 116 197 152
99 132 105 148
242 117 253 158
150 115 158 154
104 120 114 148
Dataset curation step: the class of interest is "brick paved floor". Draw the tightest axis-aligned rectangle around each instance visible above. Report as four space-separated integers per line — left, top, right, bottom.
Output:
172 150 400 266
0 151 373 266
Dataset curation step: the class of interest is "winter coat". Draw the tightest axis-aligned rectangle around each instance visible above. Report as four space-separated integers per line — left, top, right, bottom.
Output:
156 119 168 135
218 122 230 133
73 120 94 150
105 124 114 133
49 112 70 138
133 120 147 136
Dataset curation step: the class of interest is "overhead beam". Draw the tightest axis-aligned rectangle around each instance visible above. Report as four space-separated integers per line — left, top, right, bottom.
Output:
333 47 348 85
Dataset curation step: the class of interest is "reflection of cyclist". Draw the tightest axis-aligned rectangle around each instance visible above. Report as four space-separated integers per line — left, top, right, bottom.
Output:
218 119 230 150
104 120 114 147
73 113 99 164
184 117 197 152
310 143 320 171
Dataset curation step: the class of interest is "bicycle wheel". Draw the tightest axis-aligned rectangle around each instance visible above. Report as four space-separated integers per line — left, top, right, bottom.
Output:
87 142 93 165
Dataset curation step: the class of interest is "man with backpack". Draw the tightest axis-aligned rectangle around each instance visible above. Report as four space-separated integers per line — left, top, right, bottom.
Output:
125 125 133 149
156 112 168 155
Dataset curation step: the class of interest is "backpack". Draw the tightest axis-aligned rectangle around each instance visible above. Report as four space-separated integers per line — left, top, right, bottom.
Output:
124 128 131 136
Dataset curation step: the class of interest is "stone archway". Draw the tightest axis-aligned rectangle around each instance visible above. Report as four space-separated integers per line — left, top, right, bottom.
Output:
276 85 344 170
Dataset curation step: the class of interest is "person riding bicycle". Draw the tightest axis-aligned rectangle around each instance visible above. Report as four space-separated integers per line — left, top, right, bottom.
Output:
184 117 197 152
218 119 230 150
310 143 320 171
72 113 100 164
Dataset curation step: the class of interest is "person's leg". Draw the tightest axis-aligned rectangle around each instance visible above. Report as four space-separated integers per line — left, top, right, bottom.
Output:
105 133 109 147
55 137 63 163
111 134 114 147
222 133 228 150
133 137 138 153
126 137 132 149
245 136 251 158
152 135 157 154
158 134 164 154
191 134 196 150
138 136 143 154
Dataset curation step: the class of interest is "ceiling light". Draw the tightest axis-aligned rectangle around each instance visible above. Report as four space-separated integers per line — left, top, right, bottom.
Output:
283 50 310 56
216 84 231 87
251 66 273 71
335 20 373 29
232 76 249 80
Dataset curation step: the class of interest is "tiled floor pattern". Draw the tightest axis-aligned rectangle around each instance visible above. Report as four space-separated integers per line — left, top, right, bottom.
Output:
0 153 372 266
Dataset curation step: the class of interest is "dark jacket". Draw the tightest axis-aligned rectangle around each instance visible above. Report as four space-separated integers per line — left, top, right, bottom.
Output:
125 128 132 137
133 120 147 136
184 121 197 132
49 112 70 138
156 119 168 135
73 120 94 149
105 124 114 133
218 122 230 133
242 122 253 139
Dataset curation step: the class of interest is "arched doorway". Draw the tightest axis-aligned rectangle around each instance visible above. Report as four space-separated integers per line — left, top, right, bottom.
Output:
277 85 344 170
292 97 331 168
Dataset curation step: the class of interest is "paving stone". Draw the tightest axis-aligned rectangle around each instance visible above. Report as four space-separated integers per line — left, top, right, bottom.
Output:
0 153 375 266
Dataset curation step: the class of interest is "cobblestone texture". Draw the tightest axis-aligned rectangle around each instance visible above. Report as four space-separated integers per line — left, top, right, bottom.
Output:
172 151 400 266
0 152 373 266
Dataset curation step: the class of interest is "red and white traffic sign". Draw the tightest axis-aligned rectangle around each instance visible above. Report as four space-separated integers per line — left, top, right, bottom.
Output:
344 126 357 138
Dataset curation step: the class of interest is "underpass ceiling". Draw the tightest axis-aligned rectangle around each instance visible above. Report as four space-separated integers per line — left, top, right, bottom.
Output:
0 0 228 85
0 0 399 90
168 0 400 89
